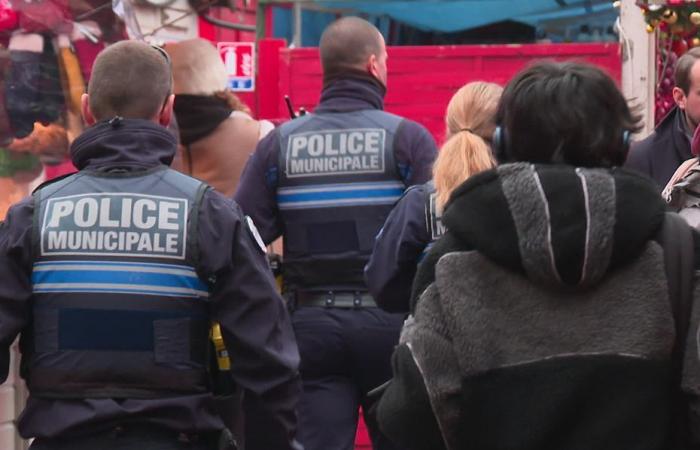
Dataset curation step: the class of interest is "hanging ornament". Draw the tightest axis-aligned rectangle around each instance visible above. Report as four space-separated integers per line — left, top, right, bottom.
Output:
673 37 689 55
647 23 656 33
663 10 679 25
691 12 700 26
692 37 700 47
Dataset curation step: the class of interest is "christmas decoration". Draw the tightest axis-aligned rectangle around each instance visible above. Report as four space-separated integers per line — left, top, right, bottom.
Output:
637 1 700 123
663 9 678 24
691 11 700 25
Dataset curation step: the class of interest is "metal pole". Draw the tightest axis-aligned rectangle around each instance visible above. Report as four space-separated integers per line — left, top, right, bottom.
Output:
619 0 655 138
292 2 302 47
256 1 266 41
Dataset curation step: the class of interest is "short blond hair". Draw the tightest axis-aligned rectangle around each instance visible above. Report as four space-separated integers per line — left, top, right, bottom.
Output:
433 81 502 210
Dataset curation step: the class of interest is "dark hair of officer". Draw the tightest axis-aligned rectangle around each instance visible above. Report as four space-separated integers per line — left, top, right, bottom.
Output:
675 47 700 95
495 61 641 167
86 40 172 121
319 16 383 74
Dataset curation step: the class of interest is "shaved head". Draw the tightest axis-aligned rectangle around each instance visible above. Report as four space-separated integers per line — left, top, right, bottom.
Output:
87 40 172 121
320 17 385 75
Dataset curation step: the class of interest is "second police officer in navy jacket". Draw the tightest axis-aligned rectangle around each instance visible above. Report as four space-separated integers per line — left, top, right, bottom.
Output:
235 17 438 450
365 82 502 313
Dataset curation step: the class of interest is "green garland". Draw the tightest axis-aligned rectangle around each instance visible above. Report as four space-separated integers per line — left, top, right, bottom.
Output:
638 1 700 36
0 148 40 178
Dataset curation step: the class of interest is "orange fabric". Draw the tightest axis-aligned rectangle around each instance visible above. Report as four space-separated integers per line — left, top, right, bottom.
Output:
57 46 85 116
56 45 85 143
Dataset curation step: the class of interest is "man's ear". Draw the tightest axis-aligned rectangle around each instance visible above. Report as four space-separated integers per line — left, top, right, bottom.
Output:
159 94 175 127
673 86 687 110
367 54 379 79
81 93 96 126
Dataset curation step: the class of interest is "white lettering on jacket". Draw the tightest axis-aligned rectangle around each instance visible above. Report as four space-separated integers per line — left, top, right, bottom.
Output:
41 193 188 259
286 128 386 177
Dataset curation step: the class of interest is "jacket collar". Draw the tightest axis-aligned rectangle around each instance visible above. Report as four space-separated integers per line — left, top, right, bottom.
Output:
315 74 385 114
71 118 177 171
656 107 692 162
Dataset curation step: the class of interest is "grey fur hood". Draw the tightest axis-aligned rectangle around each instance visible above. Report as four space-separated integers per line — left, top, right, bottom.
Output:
441 163 667 290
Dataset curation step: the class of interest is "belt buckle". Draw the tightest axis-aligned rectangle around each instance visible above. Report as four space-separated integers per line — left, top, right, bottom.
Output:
110 425 125 439
325 291 335 307
353 291 362 308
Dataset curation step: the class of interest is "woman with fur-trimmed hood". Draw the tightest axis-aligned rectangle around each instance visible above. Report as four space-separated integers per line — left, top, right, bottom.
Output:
165 38 273 197
376 62 700 450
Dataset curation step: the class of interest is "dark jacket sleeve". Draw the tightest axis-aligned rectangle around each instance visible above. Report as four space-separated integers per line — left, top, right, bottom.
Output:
0 197 33 384
624 139 653 180
394 120 438 186
197 191 301 450
365 186 430 313
377 345 446 450
684 230 700 449
233 130 283 244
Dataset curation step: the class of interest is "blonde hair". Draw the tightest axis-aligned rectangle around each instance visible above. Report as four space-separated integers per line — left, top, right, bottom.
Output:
433 81 502 210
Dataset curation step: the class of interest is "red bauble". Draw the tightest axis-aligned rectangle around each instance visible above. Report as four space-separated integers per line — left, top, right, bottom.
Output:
673 37 689 55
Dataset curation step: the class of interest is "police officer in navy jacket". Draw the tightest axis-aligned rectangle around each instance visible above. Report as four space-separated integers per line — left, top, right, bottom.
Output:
364 182 443 314
234 17 437 450
365 81 502 314
0 41 301 450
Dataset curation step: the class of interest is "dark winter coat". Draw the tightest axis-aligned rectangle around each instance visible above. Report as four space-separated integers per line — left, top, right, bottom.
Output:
377 163 700 450
625 107 692 190
0 119 302 450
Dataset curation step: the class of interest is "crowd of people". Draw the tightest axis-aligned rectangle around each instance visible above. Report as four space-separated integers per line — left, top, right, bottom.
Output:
1 14 700 450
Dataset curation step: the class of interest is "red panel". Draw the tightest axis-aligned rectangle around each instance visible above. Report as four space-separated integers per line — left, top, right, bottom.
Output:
262 43 621 145
197 15 216 42
258 38 286 118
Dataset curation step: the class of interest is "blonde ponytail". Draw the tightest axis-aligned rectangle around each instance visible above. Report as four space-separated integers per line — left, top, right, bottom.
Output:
433 130 495 209
432 82 502 211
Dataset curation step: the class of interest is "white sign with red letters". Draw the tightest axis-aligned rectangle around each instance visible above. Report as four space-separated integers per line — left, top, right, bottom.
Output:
217 42 255 92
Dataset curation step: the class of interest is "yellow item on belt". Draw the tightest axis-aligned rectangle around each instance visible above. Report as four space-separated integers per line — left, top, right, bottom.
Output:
276 273 283 294
211 323 231 371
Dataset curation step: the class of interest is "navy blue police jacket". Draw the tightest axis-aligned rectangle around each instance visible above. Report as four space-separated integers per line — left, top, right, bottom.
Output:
234 76 438 291
365 182 444 313
0 118 302 450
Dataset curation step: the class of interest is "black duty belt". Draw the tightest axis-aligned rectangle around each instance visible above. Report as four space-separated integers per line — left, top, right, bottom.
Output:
296 291 377 308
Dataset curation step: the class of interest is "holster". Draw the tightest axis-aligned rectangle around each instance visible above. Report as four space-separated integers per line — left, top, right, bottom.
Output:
218 427 240 450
